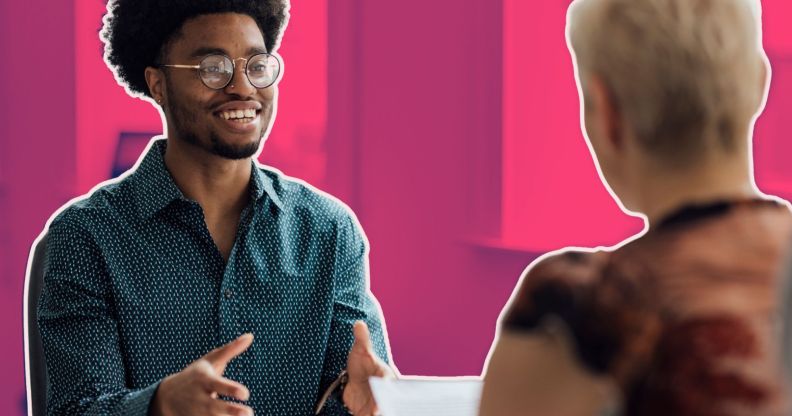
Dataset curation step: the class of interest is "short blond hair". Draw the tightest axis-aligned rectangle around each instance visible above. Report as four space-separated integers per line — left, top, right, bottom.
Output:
568 0 767 162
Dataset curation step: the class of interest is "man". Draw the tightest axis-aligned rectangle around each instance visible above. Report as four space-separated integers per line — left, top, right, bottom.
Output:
37 1 394 415
479 0 791 415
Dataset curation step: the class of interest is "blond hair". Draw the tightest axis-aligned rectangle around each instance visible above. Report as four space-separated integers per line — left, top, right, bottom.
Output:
568 0 767 162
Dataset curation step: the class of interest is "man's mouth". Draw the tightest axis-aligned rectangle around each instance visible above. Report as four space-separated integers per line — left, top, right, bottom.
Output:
217 108 260 123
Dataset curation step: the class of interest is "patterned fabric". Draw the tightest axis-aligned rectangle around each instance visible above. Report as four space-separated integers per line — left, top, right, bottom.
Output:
504 199 792 416
38 138 389 415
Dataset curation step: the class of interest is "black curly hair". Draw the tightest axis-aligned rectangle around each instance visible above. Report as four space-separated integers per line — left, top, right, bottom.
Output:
101 0 289 98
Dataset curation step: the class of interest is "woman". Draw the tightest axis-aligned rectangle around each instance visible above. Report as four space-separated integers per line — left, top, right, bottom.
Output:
479 0 790 415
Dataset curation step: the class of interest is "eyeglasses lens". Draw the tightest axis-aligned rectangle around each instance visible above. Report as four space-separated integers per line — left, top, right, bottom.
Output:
247 54 280 88
198 54 280 89
199 55 234 89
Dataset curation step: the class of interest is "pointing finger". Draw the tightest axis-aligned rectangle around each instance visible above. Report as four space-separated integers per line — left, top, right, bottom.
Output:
204 333 254 369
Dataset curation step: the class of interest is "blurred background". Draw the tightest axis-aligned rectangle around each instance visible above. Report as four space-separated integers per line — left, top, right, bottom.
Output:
1 0 791 413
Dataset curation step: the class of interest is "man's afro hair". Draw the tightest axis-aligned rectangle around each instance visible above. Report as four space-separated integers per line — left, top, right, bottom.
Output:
101 0 289 98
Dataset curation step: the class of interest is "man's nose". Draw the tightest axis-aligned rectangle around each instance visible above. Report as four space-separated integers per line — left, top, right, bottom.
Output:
224 58 256 96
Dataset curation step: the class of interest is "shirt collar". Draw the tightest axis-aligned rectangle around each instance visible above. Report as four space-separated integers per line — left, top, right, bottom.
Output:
130 139 186 221
249 158 285 211
130 138 284 221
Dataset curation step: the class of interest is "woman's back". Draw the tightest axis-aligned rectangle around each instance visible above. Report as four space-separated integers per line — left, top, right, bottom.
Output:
502 199 792 415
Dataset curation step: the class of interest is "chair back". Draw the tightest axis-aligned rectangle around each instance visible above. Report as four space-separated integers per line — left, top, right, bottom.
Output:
24 232 49 416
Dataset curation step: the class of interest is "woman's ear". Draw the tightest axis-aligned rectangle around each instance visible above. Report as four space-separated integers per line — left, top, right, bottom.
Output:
587 75 624 152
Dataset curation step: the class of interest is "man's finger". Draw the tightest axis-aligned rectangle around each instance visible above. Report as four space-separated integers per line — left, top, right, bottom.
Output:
371 359 388 378
209 398 254 416
353 321 374 353
204 333 254 368
205 376 251 401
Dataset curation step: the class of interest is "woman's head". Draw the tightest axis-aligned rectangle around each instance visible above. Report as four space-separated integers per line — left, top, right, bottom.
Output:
567 0 768 213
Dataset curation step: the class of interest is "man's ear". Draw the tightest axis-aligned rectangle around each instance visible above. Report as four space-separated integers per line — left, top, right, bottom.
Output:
144 66 166 104
587 75 623 152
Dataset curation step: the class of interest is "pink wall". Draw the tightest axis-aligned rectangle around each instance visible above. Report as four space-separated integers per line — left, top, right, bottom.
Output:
0 1 76 414
1 0 791 414
756 0 792 193
501 0 792 252
327 0 525 376
502 0 643 251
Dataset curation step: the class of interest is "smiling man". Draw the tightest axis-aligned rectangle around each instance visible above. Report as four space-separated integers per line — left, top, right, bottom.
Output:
36 1 394 415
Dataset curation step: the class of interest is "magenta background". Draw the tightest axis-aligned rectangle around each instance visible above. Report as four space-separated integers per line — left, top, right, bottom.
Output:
1 0 791 414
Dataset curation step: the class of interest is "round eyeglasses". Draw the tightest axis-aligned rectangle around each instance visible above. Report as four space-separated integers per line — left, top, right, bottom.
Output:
160 53 281 90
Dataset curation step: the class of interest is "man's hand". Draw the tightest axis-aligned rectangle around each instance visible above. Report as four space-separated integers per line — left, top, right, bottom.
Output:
151 333 255 416
342 321 394 416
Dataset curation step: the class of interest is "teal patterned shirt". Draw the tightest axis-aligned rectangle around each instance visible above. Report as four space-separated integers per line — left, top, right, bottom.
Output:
38 138 390 415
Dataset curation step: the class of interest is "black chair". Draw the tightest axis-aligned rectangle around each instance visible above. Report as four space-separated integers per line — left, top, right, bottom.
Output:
24 232 49 416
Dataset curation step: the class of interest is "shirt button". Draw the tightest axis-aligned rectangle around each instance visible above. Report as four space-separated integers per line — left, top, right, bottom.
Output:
224 289 233 299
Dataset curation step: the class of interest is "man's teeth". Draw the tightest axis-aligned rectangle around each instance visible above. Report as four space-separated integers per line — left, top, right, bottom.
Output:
220 109 257 120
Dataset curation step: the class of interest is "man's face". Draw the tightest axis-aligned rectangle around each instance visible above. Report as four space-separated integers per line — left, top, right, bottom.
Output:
160 13 277 160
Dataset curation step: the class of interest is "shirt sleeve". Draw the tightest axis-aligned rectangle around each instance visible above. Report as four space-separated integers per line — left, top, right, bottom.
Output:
317 212 391 415
37 213 161 415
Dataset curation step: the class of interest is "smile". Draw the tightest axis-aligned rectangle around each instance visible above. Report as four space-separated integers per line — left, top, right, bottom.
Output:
218 108 259 122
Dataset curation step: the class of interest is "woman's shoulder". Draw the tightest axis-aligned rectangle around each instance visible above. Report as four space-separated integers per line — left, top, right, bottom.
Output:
502 248 662 378
524 249 612 284
502 249 612 328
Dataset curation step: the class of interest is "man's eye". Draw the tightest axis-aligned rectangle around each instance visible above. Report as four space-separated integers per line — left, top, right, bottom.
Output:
202 66 223 74
250 65 268 73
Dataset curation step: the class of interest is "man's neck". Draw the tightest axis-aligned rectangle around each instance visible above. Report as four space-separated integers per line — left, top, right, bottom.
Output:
163 137 252 220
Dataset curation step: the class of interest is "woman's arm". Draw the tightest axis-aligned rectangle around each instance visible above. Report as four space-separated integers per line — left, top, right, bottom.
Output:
479 325 619 416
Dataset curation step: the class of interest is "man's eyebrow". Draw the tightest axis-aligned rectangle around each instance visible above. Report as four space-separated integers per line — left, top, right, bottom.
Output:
247 46 268 55
189 47 228 58
189 46 269 58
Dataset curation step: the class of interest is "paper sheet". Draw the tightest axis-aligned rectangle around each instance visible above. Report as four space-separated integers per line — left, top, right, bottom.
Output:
369 377 483 416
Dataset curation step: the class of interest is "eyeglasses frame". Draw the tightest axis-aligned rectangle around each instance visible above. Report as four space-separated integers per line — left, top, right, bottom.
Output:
159 52 282 90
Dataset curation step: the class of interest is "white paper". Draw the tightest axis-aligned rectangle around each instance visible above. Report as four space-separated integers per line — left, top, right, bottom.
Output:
369 376 483 416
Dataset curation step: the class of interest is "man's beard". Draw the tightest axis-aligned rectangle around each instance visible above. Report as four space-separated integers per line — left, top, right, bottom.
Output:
165 90 263 160
206 131 261 160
